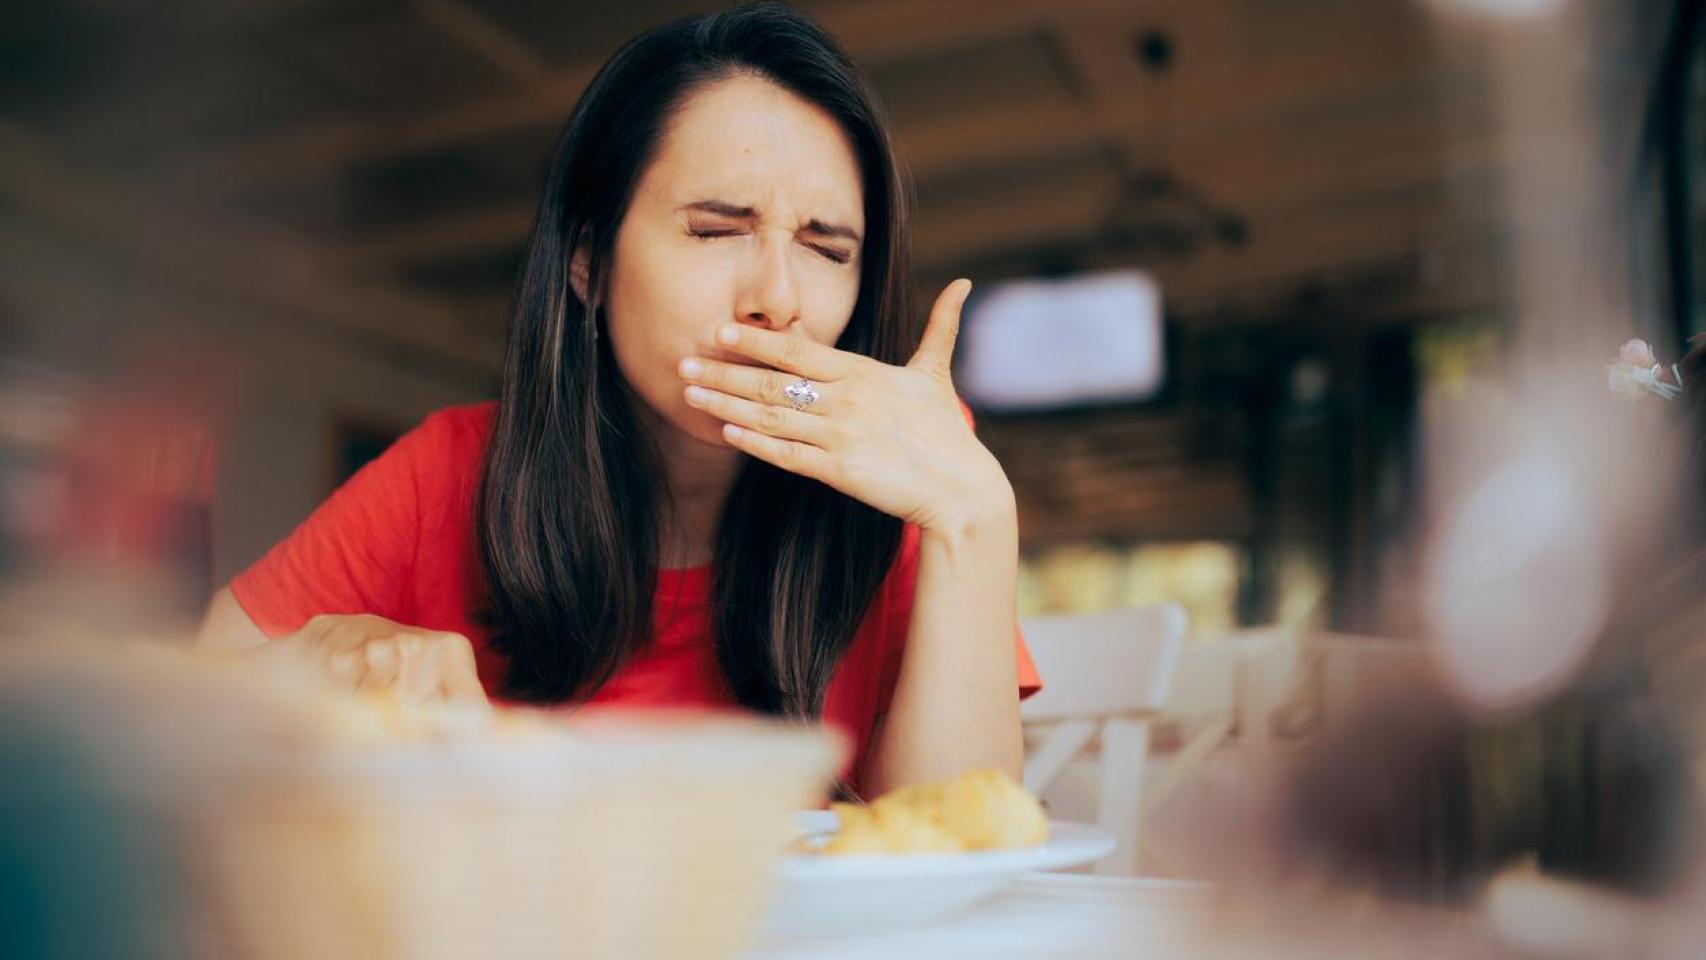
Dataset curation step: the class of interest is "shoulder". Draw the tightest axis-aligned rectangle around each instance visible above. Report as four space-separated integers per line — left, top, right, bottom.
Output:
377 401 497 472
412 401 498 451
394 401 497 506
323 402 495 519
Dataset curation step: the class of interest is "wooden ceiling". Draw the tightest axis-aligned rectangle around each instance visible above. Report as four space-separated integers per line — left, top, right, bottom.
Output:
4 0 1538 377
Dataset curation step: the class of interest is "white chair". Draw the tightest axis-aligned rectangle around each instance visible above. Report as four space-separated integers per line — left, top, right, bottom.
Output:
1144 625 1297 809
1133 626 1298 876
1020 603 1186 876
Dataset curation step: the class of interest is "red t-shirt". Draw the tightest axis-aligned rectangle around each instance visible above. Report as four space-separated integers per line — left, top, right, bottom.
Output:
231 402 1040 790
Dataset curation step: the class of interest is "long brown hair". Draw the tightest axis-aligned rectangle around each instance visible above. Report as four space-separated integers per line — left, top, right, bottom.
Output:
477 3 913 716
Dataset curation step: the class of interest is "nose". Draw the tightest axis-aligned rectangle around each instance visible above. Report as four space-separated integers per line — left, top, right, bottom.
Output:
734 231 800 331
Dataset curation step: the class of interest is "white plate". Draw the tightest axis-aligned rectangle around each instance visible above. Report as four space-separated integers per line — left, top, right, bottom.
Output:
758 811 1117 943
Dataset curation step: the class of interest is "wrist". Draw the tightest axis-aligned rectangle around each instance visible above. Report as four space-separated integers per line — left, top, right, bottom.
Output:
919 477 1017 552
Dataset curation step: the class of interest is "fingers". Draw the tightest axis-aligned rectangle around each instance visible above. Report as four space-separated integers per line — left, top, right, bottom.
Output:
714 324 853 381
360 637 401 691
684 384 835 446
287 616 487 709
435 635 491 709
721 423 836 483
325 644 366 687
679 357 830 412
394 635 442 705
393 633 487 708
908 278 972 376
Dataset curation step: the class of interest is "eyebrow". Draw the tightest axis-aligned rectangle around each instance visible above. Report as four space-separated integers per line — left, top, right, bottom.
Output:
679 199 861 243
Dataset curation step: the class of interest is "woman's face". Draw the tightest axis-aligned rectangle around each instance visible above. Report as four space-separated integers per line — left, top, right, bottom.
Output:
601 73 866 448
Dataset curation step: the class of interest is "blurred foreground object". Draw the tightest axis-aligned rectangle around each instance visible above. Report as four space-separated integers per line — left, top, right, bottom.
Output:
1275 667 1695 905
1607 338 1684 402
0 640 841 960
0 354 231 641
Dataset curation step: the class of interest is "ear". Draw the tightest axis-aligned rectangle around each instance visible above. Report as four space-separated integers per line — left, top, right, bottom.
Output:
568 237 592 306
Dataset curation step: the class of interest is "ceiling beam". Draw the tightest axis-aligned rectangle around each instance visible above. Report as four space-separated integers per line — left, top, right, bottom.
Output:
913 127 1505 267
151 0 1142 199
0 123 503 376
325 205 536 273
899 10 1444 181
150 66 598 198
318 56 1479 276
412 0 549 88
913 177 1508 319
1155 208 1503 315
312 114 1498 282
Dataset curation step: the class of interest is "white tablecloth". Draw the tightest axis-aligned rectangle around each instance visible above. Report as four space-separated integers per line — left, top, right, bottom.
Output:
744 873 1207 960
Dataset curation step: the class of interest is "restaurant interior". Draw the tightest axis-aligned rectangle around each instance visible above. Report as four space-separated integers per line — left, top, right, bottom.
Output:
2 0 1704 956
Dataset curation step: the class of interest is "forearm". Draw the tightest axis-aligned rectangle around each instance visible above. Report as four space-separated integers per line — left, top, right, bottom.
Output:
195 587 271 652
864 488 1024 795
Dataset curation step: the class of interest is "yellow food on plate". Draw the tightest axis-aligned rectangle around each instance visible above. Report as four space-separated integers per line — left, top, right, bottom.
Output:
820 769 1049 855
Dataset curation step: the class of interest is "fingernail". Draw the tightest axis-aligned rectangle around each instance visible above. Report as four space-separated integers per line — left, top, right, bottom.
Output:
679 357 703 379
723 423 743 440
684 385 709 405
717 326 740 345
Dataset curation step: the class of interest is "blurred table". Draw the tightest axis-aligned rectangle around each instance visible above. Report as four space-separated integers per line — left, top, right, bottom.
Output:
744 873 1207 960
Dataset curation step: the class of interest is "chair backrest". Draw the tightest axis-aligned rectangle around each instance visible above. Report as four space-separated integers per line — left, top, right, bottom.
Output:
1169 625 1296 743
1020 603 1187 723
1019 603 1187 876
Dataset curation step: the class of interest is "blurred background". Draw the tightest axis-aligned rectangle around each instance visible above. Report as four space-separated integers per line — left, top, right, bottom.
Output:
4 0 1706 952
2 0 1694 642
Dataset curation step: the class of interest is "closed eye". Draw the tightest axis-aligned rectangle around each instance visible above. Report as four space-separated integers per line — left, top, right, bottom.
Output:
688 222 852 264
809 244 852 265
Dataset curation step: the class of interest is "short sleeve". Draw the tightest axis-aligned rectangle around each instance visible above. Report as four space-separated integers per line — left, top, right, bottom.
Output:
229 411 451 638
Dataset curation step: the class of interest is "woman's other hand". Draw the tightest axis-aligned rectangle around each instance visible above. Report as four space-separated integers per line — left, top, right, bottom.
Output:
259 614 490 709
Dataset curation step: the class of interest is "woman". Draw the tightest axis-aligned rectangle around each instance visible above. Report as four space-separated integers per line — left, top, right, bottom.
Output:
195 2 1039 797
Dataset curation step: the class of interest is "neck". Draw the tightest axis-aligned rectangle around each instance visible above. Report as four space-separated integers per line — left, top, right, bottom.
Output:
642 409 743 569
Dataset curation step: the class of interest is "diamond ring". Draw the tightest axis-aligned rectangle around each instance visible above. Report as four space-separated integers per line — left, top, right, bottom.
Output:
783 378 820 411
